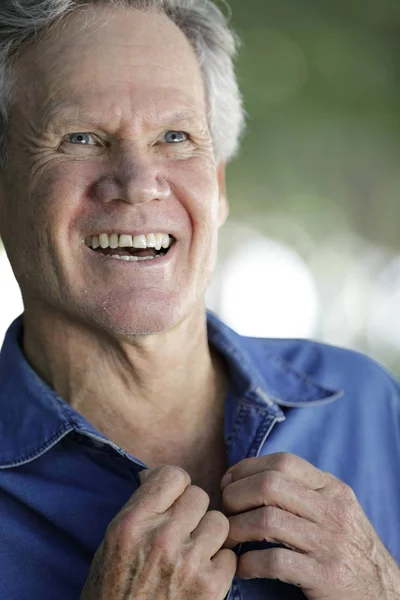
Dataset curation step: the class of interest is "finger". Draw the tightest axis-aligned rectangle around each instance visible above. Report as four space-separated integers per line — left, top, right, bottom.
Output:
123 465 191 516
237 547 322 590
221 453 328 492
139 469 151 483
191 510 230 558
222 470 327 525
169 485 210 535
211 548 237 595
225 506 326 554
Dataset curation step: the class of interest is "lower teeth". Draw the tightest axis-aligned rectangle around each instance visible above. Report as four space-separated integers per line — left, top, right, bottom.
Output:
110 254 163 262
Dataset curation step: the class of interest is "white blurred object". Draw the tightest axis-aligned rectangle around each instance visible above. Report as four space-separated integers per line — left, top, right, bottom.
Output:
209 229 319 339
0 249 23 346
308 233 386 348
367 256 400 351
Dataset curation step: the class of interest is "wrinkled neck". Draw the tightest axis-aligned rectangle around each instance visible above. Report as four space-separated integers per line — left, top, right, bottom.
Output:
22 303 229 456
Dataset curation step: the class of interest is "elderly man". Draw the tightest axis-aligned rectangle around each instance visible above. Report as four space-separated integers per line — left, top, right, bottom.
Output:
0 0 399 598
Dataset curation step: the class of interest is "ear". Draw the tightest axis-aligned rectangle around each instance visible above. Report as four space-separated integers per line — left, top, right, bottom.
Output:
217 161 229 227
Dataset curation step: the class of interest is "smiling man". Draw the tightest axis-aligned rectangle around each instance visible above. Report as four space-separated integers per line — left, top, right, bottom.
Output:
0 1 400 599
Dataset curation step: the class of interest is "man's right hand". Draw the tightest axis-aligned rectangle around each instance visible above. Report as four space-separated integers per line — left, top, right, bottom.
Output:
80 465 237 599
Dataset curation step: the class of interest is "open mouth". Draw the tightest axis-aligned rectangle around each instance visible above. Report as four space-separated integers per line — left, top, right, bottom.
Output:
85 232 175 262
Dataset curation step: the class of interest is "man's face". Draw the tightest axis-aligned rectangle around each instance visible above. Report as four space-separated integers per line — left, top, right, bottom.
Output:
0 7 228 335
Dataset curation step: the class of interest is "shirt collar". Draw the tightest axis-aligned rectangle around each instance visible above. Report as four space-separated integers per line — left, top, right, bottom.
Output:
0 314 342 468
0 317 74 468
206 311 343 410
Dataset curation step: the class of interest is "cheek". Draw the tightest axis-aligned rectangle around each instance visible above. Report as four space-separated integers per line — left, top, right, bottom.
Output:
27 162 94 239
174 160 219 228
3 166 87 284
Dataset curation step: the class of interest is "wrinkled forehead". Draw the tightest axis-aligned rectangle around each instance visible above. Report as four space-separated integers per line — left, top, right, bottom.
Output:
12 6 207 125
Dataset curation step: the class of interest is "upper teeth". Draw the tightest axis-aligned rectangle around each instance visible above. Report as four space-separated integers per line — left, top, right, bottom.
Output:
85 233 172 251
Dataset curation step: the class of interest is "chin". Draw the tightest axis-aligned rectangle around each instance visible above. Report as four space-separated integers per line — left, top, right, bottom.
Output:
78 293 193 338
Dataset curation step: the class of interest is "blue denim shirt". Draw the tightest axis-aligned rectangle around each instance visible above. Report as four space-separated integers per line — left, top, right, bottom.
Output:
1 313 400 599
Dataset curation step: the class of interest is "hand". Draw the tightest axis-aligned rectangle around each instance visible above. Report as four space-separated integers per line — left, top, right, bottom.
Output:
81 465 236 600
220 452 400 600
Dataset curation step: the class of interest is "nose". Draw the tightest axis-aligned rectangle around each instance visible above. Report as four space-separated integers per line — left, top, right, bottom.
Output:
93 144 171 206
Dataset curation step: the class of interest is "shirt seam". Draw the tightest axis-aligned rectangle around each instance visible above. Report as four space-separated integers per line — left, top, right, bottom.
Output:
0 424 73 469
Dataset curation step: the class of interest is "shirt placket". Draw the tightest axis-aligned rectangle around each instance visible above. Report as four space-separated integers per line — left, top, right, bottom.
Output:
225 391 285 600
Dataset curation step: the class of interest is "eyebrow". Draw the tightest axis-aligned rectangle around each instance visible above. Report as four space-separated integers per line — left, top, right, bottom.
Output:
45 102 203 133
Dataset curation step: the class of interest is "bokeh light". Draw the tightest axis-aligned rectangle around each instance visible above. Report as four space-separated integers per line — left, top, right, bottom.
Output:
207 226 319 338
368 257 400 354
0 249 23 345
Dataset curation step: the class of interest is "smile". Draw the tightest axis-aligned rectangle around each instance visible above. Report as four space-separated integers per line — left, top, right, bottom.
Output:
84 233 174 262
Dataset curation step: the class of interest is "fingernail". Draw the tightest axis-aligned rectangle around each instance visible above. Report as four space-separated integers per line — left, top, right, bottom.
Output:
220 471 232 490
139 469 151 484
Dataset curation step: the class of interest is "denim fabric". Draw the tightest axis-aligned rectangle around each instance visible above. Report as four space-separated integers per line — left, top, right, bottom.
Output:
1 313 399 599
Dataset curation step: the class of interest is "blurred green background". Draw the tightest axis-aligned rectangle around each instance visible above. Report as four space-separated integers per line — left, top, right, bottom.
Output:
1 0 400 376
208 0 400 377
227 0 399 248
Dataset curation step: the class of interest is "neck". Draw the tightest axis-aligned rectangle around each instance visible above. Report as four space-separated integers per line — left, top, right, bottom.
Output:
22 303 229 464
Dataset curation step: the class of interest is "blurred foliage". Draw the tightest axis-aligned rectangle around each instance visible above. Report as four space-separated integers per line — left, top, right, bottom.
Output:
225 0 400 250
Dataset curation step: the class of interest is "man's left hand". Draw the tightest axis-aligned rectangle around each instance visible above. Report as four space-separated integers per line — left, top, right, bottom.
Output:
220 452 400 600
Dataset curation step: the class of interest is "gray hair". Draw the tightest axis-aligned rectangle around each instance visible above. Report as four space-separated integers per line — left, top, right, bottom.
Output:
0 0 245 169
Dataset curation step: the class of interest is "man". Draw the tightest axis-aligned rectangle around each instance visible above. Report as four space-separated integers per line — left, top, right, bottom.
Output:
0 0 399 598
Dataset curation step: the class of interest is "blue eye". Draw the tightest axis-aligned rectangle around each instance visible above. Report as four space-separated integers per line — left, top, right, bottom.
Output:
163 131 189 143
66 133 97 145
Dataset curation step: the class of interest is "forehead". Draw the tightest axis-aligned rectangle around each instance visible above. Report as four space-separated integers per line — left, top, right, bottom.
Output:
14 6 207 126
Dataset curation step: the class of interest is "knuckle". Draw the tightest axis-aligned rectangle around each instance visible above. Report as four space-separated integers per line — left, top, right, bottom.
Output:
188 484 210 506
234 457 251 471
328 474 357 502
344 485 357 504
222 548 238 571
185 561 218 596
266 548 287 576
181 547 201 580
261 470 282 495
261 505 281 533
105 512 138 548
151 526 177 559
207 510 230 536
158 464 190 487
335 478 355 500
324 470 338 484
201 574 221 597
271 452 293 473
